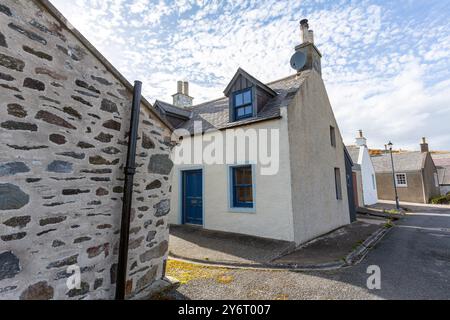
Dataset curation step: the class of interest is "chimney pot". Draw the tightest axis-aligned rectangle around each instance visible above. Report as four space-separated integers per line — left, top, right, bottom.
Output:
300 19 310 43
177 81 183 94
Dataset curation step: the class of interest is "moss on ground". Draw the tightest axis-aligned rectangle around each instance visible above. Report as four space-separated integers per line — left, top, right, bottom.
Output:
166 259 233 285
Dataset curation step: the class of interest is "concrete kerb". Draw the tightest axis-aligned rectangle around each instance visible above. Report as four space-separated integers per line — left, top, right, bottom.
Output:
167 224 393 272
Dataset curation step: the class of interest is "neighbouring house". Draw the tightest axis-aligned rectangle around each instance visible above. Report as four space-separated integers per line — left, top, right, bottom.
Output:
431 153 450 195
344 147 357 222
157 20 351 245
347 131 378 206
371 138 440 204
0 0 173 300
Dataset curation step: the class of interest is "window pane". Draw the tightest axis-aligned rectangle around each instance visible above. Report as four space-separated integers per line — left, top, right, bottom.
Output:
244 106 253 116
335 168 342 200
236 186 253 203
232 166 254 208
243 90 252 104
235 93 243 107
235 167 252 185
237 107 245 117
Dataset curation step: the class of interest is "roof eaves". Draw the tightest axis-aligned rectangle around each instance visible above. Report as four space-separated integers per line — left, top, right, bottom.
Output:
223 67 277 97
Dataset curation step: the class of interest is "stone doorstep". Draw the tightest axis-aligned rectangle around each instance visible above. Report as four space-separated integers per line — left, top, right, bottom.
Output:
130 276 180 300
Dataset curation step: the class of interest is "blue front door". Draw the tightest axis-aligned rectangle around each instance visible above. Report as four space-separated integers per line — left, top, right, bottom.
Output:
182 170 203 225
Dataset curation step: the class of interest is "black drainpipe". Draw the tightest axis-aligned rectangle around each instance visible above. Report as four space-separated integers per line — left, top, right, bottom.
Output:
115 81 142 300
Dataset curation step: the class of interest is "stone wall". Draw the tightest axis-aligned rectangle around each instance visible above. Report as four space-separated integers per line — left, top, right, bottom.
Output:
0 0 173 299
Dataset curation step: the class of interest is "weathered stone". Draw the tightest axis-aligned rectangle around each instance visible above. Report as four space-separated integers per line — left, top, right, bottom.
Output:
0 251 20 281
14 94 25 100
56 152 85 160
154 199 170 217
146 231 157 242
0 83 20 92
0 286 17 294
0 72 14 81
110 264 117 284
47 161 73 173
39 216 67 226
62 106 82 120
96 188 109 196
94 278 103 290
126 279 133 296
74 237 91 244
26 178 41 183
89 156 119 166
88 200 101 206
23 46 52 61
29 20 66 42
35 67 67 81
1 233 27 241
52 240 65 247
95 132 114 143
81 169 112 174
130 227 141 235
88 113 101 120
75 90 99 98
3 216 31 229
1 121 37 131
91 75 112 86
113 186 123 194
146 180 162 190
148 154 173 175
103 120 121 131
47 254 78 269
7 104 27 118
75 80 100 94
129 236 145 250
66 282 89 298
0 4 12 17
20 281 53 300
87 243 109 258
77 141 95 149
62 189 90 196
102 146 121 155
91 177 111 182
156 219 164 227
142 133 155 149
37 229 57 236
139 241 168 263
49 134 66 145
0 32 6 47
8 23 47 45
138 206 149 212
71 95 92 107
100 99 118 113
0 162 30 176
136 265 158 291
0 53 25 71
97 224 112 230
36 111 76 129
23 78 45 91
144 220 153 229
0 184 29 210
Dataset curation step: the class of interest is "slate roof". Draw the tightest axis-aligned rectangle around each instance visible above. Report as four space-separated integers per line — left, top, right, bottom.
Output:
371 152 427 173
156 71 311 135
154 100 191 119
432 153 450 185
346 146 361 164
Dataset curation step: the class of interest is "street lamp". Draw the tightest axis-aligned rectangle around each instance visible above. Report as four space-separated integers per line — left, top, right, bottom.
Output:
388 141 400 210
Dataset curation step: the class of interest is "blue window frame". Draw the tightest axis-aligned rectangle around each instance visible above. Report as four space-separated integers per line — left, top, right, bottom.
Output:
233 88 253 120
231 165 254 208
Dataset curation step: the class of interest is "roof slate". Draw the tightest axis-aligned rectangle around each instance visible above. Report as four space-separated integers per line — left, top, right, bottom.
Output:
371 152 426 173
346 146 361 164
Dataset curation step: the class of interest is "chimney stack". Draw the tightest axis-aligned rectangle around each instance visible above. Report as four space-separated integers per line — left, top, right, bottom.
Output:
420 137 429 153
355 130 367 147
172 80 194 109
294 19 322 75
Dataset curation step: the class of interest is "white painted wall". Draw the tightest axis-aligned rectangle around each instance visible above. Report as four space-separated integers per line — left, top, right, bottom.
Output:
357 147 379 205
168 117 296 242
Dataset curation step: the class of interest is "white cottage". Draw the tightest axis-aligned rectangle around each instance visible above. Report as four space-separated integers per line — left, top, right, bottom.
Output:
156 20 351 245
347 131 379 206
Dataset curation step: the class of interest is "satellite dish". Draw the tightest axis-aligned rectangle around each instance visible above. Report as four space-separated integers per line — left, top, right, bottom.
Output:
290 51 306 71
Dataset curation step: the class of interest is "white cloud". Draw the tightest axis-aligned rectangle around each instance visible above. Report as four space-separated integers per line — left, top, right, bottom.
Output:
50 0 450 150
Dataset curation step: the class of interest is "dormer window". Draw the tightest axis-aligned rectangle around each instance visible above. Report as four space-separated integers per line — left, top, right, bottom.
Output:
234 88 253 120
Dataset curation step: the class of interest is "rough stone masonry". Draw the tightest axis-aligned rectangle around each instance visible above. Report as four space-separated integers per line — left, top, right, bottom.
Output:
0 0 174 299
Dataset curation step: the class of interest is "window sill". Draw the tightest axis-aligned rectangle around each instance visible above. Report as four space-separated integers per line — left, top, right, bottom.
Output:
228 207 256 214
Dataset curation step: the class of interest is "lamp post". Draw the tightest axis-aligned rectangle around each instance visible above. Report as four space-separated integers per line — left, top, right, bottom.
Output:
388 141 400 210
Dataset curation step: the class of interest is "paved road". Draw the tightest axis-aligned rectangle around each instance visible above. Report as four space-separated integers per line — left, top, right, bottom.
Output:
163 206 450 300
